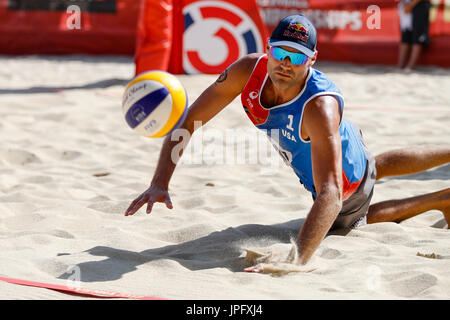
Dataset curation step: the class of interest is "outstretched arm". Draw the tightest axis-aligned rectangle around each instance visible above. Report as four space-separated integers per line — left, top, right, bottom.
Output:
125 54 260 216
295 95 343 265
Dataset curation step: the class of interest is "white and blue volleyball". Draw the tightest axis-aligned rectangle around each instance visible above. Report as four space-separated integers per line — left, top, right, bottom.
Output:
122 70 188 138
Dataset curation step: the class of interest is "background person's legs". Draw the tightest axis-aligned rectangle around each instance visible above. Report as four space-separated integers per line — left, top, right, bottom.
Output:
403 1 430 70
367 147 450 226
397 43 411 69
404 43 423 71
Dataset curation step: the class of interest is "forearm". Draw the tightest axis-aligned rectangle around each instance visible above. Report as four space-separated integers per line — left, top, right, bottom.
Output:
151 124 194 189
296 187 342 265
150 80 236 189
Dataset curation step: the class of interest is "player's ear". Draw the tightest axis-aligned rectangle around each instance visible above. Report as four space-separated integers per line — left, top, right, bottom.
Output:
309 51 318 66
266 38 270 53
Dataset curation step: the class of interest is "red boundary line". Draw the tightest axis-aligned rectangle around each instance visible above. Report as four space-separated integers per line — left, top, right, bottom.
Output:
0 276 166 300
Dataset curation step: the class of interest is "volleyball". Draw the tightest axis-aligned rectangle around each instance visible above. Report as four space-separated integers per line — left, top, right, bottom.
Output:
122 70 188 138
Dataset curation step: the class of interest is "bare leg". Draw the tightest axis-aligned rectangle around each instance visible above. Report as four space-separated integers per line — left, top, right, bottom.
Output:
375 147 450 181
367 188 450 227
367 147 450 227
397 43 411 69
404 44 423 70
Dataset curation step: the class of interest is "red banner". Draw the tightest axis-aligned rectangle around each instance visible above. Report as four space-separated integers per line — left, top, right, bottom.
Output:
135 0 269 74
135 0 174 75
178 0 269 74
1 0 449 68
0 0 140 55
258 0 450 66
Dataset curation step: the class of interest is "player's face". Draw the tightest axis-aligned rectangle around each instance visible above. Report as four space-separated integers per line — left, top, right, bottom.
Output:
267 45 316 91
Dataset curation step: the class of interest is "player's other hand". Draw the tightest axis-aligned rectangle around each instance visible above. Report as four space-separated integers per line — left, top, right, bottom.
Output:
125 185 173 216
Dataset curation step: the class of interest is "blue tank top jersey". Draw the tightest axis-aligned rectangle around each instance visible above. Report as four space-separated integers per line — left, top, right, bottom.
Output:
241 54 367 200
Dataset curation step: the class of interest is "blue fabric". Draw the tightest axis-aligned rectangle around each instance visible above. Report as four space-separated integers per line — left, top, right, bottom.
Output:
256 68 366 196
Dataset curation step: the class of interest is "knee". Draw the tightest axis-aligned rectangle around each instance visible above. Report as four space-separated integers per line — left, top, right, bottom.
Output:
374 157 386 180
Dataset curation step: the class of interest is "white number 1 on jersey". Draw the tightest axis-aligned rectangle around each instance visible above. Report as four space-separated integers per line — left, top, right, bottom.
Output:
286 114 294 131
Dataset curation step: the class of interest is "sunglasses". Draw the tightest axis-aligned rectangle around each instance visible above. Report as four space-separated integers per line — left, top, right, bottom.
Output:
270 46 309 65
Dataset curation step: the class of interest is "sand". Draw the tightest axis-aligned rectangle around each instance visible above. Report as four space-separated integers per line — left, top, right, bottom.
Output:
0 55 449 300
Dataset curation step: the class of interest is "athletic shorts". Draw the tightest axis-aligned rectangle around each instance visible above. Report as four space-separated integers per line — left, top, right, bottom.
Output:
401 1 430 46
330 129 377 230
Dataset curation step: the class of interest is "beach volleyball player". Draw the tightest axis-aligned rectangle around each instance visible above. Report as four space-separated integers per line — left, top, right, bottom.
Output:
125 15 450 267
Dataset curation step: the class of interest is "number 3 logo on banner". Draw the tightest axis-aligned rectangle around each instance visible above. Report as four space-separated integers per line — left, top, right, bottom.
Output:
183 1 263 74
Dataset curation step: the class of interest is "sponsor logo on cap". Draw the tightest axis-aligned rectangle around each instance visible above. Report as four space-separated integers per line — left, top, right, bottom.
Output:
284 23 309 42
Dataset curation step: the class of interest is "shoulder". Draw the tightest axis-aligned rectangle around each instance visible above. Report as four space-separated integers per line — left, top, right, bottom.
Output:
302 95 341 139
214 53 264 90
305 95 341 124
225 53 264 78
236 53 265 68
211 53 265 96
304 68 344 113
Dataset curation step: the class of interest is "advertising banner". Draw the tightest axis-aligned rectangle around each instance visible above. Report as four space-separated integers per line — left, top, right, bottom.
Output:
179 0 269 74
135 0 268 74
258 0 450 66
135 0 174 75
0 0 140 55
1 0 449 68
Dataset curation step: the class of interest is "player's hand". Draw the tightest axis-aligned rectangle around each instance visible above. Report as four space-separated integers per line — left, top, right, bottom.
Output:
125 185 173 216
